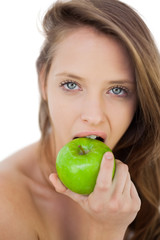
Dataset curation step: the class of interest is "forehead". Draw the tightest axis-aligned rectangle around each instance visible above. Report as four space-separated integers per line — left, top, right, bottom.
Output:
50 27 134 77
56 26 125 53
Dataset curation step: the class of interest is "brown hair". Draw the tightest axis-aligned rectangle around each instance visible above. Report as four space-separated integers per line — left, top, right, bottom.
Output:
36 0 160 239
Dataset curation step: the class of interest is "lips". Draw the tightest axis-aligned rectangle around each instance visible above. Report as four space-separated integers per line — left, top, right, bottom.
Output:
73 132 107 143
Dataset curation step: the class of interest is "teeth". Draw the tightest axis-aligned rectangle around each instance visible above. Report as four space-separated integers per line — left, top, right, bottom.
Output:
86 135 98 140
86 135 104 142
74 135 104 142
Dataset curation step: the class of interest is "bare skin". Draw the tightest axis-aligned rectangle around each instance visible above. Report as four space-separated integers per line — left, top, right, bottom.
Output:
0 141 90 240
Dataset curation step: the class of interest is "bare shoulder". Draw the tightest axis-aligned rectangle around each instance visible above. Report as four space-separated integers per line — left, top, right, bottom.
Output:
0 180 38 240
0 142 69 240
0 143 41 240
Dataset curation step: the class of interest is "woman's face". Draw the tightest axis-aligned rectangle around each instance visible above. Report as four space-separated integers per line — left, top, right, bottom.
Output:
44 27 137 155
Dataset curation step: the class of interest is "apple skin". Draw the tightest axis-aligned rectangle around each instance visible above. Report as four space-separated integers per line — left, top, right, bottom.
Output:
56 138 116 195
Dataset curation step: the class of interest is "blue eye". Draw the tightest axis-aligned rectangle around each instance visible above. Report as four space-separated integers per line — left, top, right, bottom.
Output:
110 86 128 96
112 87 123 95
59 80 81 91
65 82 77 90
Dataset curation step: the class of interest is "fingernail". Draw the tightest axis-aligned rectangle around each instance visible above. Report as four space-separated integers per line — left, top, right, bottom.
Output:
105 152 113 160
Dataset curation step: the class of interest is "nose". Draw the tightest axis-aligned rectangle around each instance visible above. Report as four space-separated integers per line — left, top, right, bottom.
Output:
81 95 106 126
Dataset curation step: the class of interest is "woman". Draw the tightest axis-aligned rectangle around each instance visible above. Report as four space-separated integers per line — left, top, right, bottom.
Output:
0 0 160 239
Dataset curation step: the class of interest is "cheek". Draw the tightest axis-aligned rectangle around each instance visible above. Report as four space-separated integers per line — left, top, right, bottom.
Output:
47 93 74 131
116 104 136 131
108 100 137 146
48 102 64 126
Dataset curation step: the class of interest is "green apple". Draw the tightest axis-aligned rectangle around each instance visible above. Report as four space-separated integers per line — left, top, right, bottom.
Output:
56 138 116 195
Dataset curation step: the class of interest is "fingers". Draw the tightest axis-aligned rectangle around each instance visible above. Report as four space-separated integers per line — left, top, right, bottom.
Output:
94 152 114 194
112 162 141 212
123 173 132 195
130 182 141 210
112 160 130 196
93 152 133 200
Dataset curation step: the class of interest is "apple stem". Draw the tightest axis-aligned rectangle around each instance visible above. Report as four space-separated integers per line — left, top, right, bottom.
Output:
78 145 86 155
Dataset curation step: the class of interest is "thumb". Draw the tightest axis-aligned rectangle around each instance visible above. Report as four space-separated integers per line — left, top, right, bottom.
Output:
49 173 67 193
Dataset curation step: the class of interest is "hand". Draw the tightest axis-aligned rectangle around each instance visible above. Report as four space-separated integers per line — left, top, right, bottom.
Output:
49 151 141 236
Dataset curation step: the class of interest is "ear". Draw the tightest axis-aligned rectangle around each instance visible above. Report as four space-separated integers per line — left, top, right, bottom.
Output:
39 66 47 101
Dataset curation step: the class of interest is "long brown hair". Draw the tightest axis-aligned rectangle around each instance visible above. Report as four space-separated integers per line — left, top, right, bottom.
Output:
36 0 160 239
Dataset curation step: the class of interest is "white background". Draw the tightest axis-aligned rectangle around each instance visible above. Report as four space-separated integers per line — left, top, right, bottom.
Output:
0 0 160 161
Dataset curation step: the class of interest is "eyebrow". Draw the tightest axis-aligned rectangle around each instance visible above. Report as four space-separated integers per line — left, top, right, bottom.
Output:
55 72 135 85
107 80 135 85
55 72 85 81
